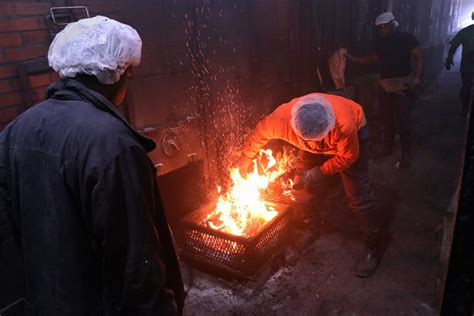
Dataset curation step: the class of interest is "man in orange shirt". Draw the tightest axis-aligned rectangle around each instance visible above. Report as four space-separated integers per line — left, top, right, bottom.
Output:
237 93 381 277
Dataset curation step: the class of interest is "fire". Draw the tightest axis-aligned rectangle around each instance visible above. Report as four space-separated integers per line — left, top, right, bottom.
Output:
206 148 295 237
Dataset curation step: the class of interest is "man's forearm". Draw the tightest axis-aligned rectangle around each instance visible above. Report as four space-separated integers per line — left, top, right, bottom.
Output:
447 45 456 59
349 53 379 65
409 47 423 80
414 54 423 80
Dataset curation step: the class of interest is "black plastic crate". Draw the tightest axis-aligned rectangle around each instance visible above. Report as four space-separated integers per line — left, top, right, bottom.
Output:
180 202 291 276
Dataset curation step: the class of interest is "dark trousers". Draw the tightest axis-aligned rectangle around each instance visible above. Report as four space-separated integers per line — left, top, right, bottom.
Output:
378 87 415 156
296 127 379 246
460 71 474 110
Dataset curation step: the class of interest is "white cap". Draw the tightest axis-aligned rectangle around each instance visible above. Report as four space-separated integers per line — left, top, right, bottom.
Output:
375 12 395 26
48 16 142 84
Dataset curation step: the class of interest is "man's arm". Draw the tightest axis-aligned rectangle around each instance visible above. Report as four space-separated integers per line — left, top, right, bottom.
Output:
241 114 282 159
347 52 379 65
411 47 423 80
0 166 14 242
319 127 360 175
405 46 423 91
446 31 463 70
91 145 182 315
447 44 459 60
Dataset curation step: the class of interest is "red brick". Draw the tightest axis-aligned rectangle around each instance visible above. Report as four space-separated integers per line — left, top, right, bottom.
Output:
0 3 15 16
51 0 67 5
87 3 120 14
0 65 18 79
0 106 20 124
14 3 52 16
4 46 48 61
21 30 51 46
0 80 11 94
0 33 23 48
0 78 20 94
69 0 125 7
49 72 60 81
0 18 46 33
27 73 52 88
69 0 87 5
31 85 49 103
0 92 23 108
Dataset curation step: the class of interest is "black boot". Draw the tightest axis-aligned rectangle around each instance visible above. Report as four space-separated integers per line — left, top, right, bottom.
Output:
396 134 412 168
356 230 381 278
355 247 380 278
395 152 411 169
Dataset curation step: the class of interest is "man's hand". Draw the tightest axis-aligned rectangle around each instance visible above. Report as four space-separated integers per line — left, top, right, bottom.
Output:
292 166 324 190
445 57 454 71
234 154 253 178
406 76 421 92
345 52 355 63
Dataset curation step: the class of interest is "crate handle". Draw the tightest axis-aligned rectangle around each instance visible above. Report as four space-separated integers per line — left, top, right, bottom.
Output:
49 6 90 26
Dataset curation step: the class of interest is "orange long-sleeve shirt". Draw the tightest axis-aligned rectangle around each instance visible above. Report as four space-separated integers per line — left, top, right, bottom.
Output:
242 93 366 175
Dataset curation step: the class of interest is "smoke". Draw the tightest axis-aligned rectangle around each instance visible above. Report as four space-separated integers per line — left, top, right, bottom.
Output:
459 0 474 28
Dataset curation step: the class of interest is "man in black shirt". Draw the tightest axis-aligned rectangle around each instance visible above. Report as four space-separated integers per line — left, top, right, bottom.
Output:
349 12 423 168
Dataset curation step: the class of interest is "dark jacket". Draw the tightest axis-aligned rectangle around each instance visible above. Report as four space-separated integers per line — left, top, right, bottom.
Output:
0 79 184 315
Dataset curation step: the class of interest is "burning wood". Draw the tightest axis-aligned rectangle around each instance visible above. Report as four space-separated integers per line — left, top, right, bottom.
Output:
205 149 295 238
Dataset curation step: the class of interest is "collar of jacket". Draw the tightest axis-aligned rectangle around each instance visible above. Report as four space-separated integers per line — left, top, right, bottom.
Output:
46 79 156 153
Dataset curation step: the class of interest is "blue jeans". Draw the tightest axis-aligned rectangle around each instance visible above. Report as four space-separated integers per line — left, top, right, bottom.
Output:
296 126 379 242
378 87 415 155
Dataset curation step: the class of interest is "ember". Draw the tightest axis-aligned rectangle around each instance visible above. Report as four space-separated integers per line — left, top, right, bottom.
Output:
205 149 295 237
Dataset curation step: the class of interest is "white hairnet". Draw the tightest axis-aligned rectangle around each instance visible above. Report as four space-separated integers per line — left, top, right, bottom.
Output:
48 15 142 84
290 95 335 141
375 12 395 26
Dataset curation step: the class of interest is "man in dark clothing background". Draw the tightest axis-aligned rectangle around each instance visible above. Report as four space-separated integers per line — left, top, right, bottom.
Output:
0 16 184 315
446 12 474 114
348 12 423 168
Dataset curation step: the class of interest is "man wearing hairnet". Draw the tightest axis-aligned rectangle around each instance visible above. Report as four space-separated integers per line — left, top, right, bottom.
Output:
0 16 184 315
236 93 382 278
348 12 423 168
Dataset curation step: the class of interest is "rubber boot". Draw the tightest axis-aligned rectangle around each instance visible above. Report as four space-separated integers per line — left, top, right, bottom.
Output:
396 153 411 169
356 229 381 278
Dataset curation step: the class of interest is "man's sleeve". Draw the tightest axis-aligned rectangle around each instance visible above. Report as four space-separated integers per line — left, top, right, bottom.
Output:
90 145 180 315
0 166 13 242
241 113 285 158
406 32 420 51
320 126 360 175
450 29 464 48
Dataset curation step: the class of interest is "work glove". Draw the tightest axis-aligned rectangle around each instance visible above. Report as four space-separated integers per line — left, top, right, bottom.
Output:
292 166 324 190
445 57 454 71
234 154 253 178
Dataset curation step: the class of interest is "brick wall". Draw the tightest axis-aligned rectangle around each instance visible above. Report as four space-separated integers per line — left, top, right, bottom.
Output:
0 2 52 129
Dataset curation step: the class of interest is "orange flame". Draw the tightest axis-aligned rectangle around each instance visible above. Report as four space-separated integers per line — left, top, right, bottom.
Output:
206 149 295 237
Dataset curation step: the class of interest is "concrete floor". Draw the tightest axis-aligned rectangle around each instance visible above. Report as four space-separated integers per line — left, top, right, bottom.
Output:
182 67 466 315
